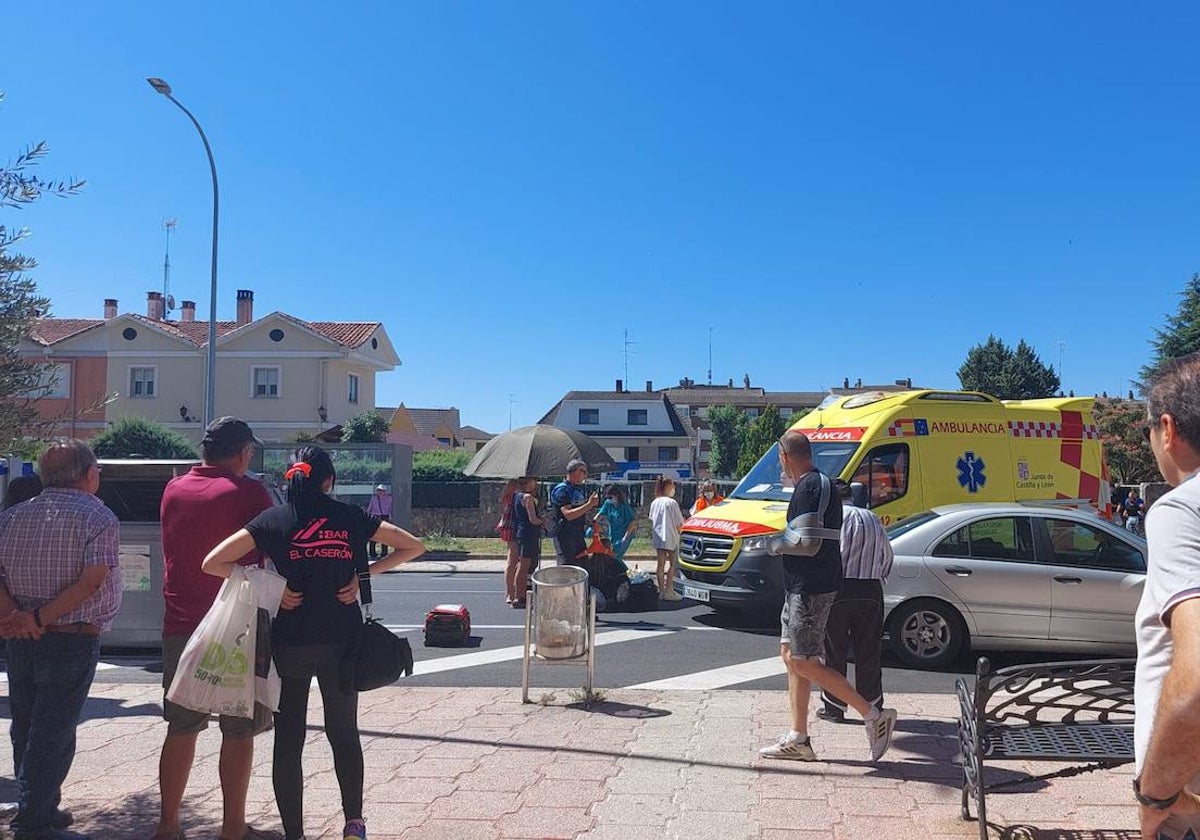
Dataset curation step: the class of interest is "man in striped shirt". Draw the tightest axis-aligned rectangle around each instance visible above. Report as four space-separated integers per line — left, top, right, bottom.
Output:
819 479 894 724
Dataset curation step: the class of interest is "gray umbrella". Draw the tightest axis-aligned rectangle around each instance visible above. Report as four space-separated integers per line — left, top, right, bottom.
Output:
463 425 617 479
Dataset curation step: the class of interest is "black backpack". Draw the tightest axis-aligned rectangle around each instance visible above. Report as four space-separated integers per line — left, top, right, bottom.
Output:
542 482 569 537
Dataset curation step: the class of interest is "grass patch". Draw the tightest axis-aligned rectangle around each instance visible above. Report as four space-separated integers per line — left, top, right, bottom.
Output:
423 530 467 552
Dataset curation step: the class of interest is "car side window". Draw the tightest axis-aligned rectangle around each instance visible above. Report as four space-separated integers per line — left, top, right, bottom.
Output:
850 443 910 508
1043 518 1145 572
931 517 1035 563
968 517 1035 563
931 525 969 558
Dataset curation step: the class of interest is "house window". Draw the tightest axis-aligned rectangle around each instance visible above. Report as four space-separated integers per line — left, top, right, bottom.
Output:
252 366 280 398
24 364 70 399
745 407 760 419
348 373 360 405
781 407 794 418
624 447 640 462
627 409 648 426
658 446 679 461
578 408 599 425
129 366 157 398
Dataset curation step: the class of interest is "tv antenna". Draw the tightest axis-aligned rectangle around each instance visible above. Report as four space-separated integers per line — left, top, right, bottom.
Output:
707 326 716 386
508 393 517 430
162 218 178 313
621 328 638 385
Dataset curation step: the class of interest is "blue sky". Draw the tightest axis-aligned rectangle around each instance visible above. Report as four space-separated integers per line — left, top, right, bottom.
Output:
5 2 1197 434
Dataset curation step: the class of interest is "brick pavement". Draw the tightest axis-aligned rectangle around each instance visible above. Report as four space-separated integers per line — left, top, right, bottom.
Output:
0 686 1138 839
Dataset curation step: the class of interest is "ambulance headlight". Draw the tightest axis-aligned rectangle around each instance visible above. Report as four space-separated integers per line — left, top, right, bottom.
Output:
742 536 773 552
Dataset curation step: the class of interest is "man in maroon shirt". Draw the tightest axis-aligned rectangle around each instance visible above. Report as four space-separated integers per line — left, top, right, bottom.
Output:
152 417 279 840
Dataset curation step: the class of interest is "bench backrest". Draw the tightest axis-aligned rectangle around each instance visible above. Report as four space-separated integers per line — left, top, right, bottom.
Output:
973 657 1136 728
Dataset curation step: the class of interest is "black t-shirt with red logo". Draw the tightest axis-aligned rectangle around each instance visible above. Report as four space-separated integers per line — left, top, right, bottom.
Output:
246 494 381 647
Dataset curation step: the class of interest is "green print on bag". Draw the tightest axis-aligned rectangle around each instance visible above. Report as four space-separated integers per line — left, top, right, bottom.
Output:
193 638 250 688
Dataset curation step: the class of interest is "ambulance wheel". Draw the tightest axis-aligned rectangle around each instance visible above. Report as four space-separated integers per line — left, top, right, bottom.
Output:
889 599 966 670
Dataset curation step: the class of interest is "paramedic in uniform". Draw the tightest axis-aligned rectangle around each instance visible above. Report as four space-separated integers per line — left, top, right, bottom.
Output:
758 431 897 763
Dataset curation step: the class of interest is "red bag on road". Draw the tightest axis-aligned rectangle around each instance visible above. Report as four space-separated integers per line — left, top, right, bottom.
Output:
424 604 471 647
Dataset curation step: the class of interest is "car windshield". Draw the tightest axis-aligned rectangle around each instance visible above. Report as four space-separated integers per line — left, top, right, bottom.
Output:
730 441 861 502
885 510 940 539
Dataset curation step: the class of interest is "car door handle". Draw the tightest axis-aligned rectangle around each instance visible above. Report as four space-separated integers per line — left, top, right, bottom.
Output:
1053 575 1083 584
943 566 973 577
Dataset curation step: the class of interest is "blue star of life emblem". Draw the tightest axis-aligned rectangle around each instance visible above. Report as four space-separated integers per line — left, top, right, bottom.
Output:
957 452 987 493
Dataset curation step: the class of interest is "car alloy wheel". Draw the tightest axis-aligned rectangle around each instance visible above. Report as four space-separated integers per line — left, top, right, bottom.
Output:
891 600 964 669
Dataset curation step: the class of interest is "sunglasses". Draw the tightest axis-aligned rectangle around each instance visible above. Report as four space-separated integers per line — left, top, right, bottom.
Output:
1143 417 1161 442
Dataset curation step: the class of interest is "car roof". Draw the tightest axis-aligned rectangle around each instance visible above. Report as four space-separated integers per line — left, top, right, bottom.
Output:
927 502 1099 518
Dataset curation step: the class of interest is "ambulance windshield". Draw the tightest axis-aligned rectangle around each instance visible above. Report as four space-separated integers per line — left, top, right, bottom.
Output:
730 442 861 502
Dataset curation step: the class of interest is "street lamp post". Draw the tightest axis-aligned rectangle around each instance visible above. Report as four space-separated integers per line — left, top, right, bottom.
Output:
146 77 220 427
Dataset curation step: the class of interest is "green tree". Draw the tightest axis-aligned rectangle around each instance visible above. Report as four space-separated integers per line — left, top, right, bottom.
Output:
707 404 748 478
737 405 788 476
412 448 475 481
1141 274 1200 387
957 335 1060 399
1093 398 1159 485
342 410 389 443
90 416 198 459
0 95 85 450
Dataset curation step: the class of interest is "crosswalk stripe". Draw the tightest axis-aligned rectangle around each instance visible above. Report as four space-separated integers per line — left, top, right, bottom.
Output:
625 655 785 690
411 627 677 676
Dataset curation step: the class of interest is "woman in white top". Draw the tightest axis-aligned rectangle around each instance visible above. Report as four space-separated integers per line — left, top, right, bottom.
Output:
649 477 685 601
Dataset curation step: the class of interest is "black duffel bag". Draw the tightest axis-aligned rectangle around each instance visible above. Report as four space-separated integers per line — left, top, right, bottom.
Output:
342 553 414 692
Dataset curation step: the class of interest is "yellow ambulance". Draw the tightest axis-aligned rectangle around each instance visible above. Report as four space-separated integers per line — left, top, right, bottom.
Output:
676 390 1110 612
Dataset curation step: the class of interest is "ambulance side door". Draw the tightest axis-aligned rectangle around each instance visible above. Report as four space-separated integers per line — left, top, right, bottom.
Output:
920 404 1012 505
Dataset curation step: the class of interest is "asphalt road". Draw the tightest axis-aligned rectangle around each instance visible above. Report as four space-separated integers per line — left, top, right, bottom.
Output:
54 571 1079 696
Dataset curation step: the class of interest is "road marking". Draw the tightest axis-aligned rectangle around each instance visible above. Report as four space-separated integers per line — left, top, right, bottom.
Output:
0 659 159 684
624 655 785 690
386 624 527 631
410 627 677 675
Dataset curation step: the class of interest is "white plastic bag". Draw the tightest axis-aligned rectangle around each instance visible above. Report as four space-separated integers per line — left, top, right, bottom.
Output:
244 563 287 712
167 566 259 718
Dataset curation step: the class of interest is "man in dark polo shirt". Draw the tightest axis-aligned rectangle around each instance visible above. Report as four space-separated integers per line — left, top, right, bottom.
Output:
758 431 897 764
152 418 280 840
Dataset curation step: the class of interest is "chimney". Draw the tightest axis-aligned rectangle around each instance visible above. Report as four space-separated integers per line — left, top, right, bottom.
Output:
645 380 653 392
146 291 164 320
103 298 118 319
615 379 623 393
236 289 254 325
180 300 196 322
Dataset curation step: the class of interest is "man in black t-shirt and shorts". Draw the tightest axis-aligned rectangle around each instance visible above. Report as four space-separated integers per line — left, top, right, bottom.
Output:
759 431 898 763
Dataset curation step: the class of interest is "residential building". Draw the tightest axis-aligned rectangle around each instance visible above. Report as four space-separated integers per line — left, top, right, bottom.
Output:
23 290 400 442
459 425 496 453
538 381 695 479
656 377 823 478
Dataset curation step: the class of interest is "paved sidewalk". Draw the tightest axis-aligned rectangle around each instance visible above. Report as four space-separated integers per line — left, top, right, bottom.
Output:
0 685 1137 840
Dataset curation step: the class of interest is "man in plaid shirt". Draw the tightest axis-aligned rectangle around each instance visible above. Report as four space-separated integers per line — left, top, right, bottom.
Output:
0 440 121 840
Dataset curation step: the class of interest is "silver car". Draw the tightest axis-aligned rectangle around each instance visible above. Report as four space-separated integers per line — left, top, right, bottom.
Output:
883 503 1146 669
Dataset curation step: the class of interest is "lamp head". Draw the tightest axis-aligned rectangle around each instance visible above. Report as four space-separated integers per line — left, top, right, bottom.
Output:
146 77 173 96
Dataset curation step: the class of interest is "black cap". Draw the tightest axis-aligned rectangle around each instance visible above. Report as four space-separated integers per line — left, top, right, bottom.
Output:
202 416 263 449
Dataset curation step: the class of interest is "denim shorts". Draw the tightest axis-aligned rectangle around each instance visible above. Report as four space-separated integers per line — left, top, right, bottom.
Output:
780 591 836 659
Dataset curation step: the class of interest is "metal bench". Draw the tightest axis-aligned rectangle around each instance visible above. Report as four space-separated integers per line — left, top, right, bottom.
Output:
956 657 1135 840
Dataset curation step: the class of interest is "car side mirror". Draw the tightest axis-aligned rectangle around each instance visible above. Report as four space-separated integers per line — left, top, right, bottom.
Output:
850 481 869 508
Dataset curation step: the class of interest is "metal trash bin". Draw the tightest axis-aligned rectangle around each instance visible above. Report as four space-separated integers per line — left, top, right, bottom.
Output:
531 565 588 660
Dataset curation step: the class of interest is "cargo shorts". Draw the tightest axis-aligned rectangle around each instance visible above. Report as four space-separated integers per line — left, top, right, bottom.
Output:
780 591 836 660
162 634 273 737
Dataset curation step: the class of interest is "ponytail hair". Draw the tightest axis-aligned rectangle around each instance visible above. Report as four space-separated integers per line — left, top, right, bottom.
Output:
655 476 674 497
286 445 335 522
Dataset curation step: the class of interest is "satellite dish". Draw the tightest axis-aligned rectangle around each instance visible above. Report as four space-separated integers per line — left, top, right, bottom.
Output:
166 295 176 312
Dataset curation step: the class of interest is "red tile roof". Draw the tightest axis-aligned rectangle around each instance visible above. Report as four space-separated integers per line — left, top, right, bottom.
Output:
29 314 379 349
307 322 378 349
28 319 104 345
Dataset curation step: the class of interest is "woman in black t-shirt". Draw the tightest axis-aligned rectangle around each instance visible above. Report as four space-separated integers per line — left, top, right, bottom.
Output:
203 446 425 840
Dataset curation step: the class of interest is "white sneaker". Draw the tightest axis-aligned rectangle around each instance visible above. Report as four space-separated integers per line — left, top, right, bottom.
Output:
758 732 817 761
865 708 898 761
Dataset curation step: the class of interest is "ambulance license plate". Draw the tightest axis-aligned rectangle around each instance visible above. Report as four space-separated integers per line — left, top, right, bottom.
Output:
683 585 709 603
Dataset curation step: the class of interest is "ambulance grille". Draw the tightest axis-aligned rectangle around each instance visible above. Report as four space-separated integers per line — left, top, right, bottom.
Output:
679 532 735 568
